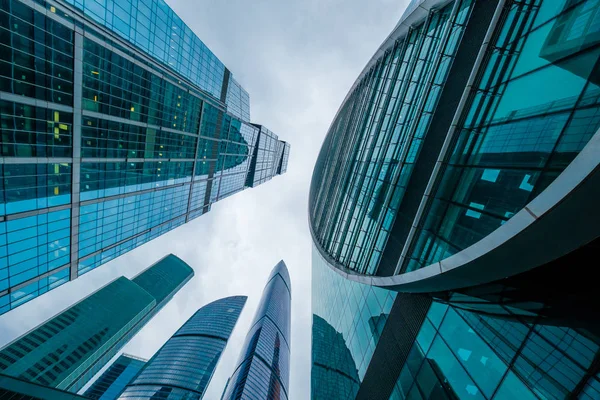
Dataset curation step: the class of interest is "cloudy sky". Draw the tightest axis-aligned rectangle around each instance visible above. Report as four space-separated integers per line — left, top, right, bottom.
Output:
0 0 409 398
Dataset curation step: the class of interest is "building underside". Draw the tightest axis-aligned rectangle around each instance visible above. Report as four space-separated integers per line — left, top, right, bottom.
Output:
310 0 600 398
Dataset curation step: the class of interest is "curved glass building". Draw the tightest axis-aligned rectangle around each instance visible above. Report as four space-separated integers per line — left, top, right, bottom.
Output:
310 0 600 398
118 295 247 399
222 261 291 400
0 0 290 316
119 296 247 399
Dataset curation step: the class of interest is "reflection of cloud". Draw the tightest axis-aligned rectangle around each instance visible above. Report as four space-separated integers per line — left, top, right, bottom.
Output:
0 1 410 398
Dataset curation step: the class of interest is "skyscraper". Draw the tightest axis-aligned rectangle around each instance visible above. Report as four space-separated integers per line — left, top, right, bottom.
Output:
221 261 291 400
83 354 146 400
310 0 600 398
119 295 247 399
0 254 193 393
0 0 290 315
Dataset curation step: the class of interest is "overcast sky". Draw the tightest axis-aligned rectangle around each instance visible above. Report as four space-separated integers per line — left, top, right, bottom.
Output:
0 1 409 398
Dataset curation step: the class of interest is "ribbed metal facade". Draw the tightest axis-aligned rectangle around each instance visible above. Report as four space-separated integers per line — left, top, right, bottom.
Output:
119 296 246 399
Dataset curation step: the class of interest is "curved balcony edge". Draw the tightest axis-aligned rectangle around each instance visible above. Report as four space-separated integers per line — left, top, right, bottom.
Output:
310 127 600 294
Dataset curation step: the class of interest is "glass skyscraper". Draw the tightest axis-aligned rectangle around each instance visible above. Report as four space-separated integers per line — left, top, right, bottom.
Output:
221 261 291 400
0 0 290 315
310 0 600 398
119 295 247 399
83 354 146 400
0 254 193 393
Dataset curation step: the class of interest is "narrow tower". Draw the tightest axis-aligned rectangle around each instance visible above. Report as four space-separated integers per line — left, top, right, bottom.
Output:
222 261 291 400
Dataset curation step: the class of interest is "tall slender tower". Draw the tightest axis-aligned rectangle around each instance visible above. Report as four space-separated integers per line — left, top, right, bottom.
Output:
119 296 247 399
0 254 193 392
0 0 290 316
222 261 291 400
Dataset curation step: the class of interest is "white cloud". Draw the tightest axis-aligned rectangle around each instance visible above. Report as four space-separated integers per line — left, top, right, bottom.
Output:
0 1 409 399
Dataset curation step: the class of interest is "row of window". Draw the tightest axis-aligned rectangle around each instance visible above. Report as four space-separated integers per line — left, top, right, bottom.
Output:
81 116 197 159
82 38 202 134
78 185 189 258
0 267 69 314
0 209 71 291
62 0 226 98
311 0 473 275
390 300 600 400
174 296 246 339
80 161 193 201
1 100 72 158
406 0 600 272
83 355 146 400
0 163 71 216
223 355 289 400
130 335 224 390
77 214 186 275
0 0 74 105
245 318 291 389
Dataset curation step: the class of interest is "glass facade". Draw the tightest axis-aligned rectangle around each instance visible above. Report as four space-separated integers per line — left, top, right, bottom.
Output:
310 0 475 275
311 315 360 400
119 296 246 399
279 142 291 175
83 354 146 400
404 0 600 272
310 0 600 399
0 0 289 315
222 261 291 400
389 303 600 400
0 254 193 392
246 126 289 188
60 0 244 117
311 246 395 400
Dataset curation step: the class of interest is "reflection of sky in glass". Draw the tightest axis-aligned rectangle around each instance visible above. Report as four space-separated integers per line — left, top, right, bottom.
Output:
312 314 360 400
391 299 600 400
61 0 250 120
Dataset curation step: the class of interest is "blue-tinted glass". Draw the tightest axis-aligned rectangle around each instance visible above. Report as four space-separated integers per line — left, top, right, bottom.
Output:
119 296 245 399
222 262 290 400
438 308 507 397
1 0 287 318
0 255 193 392
426 336 485 399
